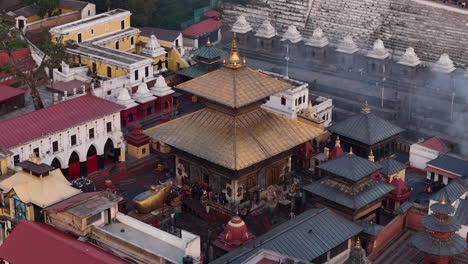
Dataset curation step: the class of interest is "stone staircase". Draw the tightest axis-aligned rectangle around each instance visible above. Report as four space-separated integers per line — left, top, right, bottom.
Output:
222 0 468 67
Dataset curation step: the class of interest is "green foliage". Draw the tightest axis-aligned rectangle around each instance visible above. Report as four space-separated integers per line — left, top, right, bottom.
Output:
28 0 60 18
10 40 28 50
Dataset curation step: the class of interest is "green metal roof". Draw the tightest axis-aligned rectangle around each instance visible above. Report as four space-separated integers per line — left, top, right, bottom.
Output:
318 153 382 181
378 158 407 176
192 45 227 60
177 65 210 79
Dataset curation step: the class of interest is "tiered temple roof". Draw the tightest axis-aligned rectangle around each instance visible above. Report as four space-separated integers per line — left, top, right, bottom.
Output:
433 53 456 73
255 20 276 39
145 34 323 171
133 83 156 104
141 35 167 58
411 196 466 256
336 35 359 54
398 47 421 67
115 88 138 109
366 39 390 60
151 75 174 97
281 25 303 43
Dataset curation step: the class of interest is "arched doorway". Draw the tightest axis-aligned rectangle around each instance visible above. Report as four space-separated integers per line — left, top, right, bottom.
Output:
51 158 61 170
68 151 81 180
104 138 117 164
86 145 98 174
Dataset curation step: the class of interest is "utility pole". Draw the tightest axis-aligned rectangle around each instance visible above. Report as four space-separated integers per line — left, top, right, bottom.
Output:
451 92 455 122
285 43 290 78
381 64 386 108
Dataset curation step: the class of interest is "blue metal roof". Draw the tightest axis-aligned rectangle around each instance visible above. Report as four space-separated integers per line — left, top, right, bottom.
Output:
432 178 468 204
303 179 395 210
455 200 468 226
210 208 362 264
328 112 403 145
191 45 227 60
427 154 468 177
177 65 210 79
317 153 382 181
378 158 407 176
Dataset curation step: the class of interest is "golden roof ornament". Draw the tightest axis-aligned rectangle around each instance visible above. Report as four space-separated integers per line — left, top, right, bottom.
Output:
335 136 341 147
356 237 362 248
362 100 371 114
225 32 246 69
368 150 375 162
206 38 211 46
441 194 446 205
349 147 354 155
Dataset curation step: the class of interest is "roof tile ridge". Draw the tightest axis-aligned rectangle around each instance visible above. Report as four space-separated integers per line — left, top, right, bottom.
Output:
233 114 238 170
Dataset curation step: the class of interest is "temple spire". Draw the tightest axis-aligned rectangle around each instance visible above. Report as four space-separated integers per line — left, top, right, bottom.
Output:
225 33 245 69
335 136 341 146
349 147 354 155
362 100 371 114
356 237 361 248
368 150 374 162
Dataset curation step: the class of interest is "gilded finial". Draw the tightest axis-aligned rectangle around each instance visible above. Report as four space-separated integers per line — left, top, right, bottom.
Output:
441 194 446 205
225 33 245 69
335 136 341 147
349 147 354 155
243 56 246 64
362 100 371 114
223 58 226 64
206 38 211 46
356 237 361 248
369 150 374 162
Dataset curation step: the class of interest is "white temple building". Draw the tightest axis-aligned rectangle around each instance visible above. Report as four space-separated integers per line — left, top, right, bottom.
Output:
336 35 359 54
115 88 138 109
141 35 167 58
305 27 329 48
366 39 390 60
255 19 276 39
231 15 252 34
151 75 175 97
133 82 156 104
281 25 303 43
433 53 456 73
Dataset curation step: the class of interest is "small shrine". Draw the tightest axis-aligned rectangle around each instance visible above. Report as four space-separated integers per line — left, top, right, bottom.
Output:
366 39 390 76
212 216 255 252
297 101 326 130
115 88 138 127
125 125 151 159
385 177 412 212
328 137 344 160
328 101 404 161
141 35 167 58
411 196 466 264
398 47 421 67
133 82 157 119
151 75 174 113
177 40 226 80
344 238 372 264
433 53 456 73
304 27 329 62
255 19 276 51
231 15 252 46
336 35 359 71
281 25 302 56
294 141 317 170
303 149 395 222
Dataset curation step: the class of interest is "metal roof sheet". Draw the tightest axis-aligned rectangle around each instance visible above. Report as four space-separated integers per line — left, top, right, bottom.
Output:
427 154 468 177
303 179 395 210
177 65 210 79
192 45 227 60
328 112 403 145
455 200 468 226
210 208 362 264
317 153 382 181
378 158 407 176
432 178 468 204
411 231 466 256
145 108 323 171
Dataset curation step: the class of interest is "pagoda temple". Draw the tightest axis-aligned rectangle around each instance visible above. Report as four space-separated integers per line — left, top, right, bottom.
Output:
328 101 404 161
145 33 323 206
303 149 395 222
411 196 466 264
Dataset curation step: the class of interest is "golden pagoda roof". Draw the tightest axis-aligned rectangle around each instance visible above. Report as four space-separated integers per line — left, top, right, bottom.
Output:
145 108 323 171
176 34 293 108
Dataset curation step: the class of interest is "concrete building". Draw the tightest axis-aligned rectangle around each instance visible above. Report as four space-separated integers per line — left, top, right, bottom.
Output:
0 94 125 180
45 191 201 264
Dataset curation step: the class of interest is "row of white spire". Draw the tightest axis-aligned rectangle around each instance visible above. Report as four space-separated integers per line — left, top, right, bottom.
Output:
115 75 174 109
232 15 459 72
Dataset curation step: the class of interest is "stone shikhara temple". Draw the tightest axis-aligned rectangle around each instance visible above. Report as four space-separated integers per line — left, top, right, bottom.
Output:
222 0 468 68
145 34 323 208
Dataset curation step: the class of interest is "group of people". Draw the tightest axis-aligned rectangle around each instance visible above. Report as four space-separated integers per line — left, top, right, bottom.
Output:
442 0 467 8
178 180 229 205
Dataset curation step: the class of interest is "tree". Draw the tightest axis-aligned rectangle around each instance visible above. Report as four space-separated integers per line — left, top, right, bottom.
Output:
0 23 68 110
28 0 60 18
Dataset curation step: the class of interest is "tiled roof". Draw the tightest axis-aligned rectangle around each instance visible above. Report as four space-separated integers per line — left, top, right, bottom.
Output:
13 5 37 17
378 158 407 176
421 137 450 153
182 19 223 38
455 200 468 226
0 84 24 103
0 220 128 264
0 49 29 65
45 191 101 211
176 67 292 108
138 27 181 42
176 65 210 79
303 179 394 210
328 112 403 145
0 95 124 149
318 153 382 181
426 154 468 177
432 178 468 204
191 45 227 60
145 108 323 171
210 208 362 264
396 201 413 214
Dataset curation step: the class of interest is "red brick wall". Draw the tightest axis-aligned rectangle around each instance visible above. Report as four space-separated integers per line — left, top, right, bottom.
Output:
405 206 427 231
370 213 405 257
26 12 81 33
